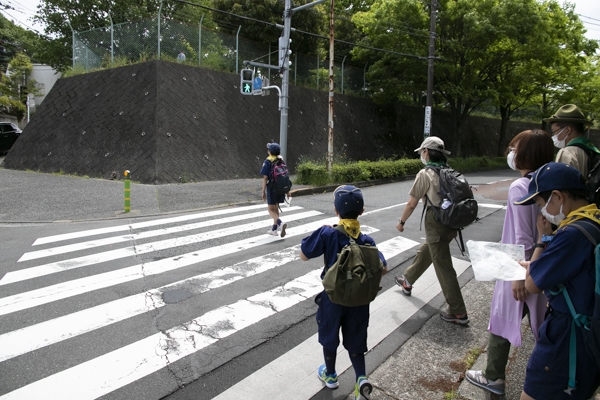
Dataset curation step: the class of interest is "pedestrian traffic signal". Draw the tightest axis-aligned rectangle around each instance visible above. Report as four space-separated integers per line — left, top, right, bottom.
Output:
240 69 254 95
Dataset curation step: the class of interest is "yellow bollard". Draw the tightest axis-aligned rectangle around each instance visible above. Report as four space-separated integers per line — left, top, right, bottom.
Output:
124 170 131 213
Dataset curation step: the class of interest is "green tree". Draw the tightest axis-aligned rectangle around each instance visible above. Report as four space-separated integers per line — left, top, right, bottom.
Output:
212 0 326 56
0 53 38 121
0 14 45 71
351 0 597 156
488 0 596 155
34 0 192 71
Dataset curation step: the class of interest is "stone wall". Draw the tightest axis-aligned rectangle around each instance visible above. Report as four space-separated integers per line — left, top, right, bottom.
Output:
4 60 598 183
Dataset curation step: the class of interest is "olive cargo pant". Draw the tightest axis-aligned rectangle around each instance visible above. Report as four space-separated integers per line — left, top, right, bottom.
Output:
403 208 467 316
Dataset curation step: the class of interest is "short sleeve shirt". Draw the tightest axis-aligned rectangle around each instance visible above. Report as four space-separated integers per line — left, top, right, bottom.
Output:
556 146 588 176
260 159 273 182
409 167 443 206
300 226 387 279
529 222 596 315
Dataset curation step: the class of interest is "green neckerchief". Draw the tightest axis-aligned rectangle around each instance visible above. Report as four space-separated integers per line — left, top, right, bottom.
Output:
567 137 600 154
426 161 447 168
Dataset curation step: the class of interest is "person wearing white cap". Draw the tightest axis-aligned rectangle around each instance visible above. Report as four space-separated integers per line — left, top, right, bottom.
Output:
394 136 470 325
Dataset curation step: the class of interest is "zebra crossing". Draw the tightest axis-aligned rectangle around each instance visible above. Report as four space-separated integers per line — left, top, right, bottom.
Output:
0 202 482 400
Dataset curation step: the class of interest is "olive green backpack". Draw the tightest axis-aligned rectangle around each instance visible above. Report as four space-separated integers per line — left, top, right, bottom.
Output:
322 225 384 307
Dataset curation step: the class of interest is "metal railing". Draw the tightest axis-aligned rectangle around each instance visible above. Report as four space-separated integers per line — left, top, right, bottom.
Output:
73 16 369 96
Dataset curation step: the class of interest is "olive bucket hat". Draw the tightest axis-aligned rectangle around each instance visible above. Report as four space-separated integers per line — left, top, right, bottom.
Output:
543 104 593 126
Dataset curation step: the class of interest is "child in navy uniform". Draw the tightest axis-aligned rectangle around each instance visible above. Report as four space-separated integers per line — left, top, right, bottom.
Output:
300 185 387 400
515 162 600 399
260 142 287 237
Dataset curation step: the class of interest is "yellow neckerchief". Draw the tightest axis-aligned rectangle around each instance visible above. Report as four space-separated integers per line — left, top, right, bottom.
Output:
556 204 600 232
267 155 278 162
338 218 361 239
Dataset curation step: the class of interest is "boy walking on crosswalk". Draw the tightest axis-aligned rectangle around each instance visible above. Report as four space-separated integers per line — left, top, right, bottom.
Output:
260 142 287 237
299 185 387 400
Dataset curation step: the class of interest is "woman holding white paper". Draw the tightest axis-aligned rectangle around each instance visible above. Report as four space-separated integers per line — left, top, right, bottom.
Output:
465 130 554 396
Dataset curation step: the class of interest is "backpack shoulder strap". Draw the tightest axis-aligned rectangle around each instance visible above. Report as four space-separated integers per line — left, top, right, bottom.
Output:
568 141 597 156
551 218 599 392
568 219 600 247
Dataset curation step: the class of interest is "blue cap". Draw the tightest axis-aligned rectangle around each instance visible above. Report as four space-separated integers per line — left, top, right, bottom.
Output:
514 162 586 205
267 142 280 155
333 185 364 217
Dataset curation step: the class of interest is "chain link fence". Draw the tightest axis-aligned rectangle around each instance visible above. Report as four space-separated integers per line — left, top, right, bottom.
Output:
73 16 368 96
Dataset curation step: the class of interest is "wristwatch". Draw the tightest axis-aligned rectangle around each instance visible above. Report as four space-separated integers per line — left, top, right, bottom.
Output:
533 243 546 250
399 219 406 225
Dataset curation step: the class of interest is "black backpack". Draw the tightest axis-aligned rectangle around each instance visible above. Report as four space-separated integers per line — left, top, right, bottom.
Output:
552 219 600 390
569 143 600 207
425 166 479 230
270 158 292 194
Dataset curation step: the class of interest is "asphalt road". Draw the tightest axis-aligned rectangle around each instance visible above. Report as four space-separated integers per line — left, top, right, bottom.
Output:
0 169 516 400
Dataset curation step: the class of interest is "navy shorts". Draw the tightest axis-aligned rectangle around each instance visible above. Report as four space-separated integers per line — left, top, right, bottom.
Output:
266 187 285 205
316 291 369 354
523 312 600 399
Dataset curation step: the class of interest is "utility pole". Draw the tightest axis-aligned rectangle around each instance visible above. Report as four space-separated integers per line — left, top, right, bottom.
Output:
279 0 293 161
424 0 437 139
327 0 334 173
241 0 327 162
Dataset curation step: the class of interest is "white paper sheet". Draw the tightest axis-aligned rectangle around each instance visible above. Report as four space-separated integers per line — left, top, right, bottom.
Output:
466 240 527 281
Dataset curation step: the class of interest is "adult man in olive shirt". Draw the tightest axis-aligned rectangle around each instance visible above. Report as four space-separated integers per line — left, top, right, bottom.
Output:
545 104 598 176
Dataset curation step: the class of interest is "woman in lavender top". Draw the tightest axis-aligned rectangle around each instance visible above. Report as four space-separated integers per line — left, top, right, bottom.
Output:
465 130 554 396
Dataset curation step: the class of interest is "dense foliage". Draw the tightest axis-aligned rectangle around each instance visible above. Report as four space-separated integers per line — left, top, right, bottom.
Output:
295 156 505 186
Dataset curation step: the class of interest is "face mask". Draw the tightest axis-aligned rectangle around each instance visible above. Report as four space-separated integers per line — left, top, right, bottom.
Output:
507 151 516 170
420 152 427 165
552 128 566 149
541 194 565 225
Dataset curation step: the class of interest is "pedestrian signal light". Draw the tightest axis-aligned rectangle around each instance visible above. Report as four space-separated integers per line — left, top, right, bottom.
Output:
240 68 254 95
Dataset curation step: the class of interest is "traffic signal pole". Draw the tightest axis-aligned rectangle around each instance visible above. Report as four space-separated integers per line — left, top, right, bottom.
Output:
241 0 327 161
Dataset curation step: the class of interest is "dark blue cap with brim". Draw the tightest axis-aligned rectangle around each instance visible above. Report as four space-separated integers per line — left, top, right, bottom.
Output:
514 162 585 205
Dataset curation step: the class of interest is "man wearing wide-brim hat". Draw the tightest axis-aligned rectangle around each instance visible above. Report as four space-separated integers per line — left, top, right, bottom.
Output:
544 104 599 177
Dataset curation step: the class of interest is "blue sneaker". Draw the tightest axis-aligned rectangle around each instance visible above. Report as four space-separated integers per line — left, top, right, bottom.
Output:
354 376 372 400
317 364 339 389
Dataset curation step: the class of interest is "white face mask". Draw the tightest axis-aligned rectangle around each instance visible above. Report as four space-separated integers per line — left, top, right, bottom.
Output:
541 193 565 225
552 127 567 149
420 152 427 165
507 151 516 170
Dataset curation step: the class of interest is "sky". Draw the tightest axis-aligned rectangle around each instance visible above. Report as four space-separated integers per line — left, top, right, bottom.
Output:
2 0 600 41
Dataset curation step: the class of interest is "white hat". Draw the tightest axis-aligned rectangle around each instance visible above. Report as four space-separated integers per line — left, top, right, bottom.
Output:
414 136 451 155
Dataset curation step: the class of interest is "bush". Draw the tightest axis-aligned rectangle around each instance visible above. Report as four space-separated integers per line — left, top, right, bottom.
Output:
0 96 25 121
295 156 506 186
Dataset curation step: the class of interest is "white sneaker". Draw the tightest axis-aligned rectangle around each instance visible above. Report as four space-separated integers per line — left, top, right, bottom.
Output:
267 229 278 236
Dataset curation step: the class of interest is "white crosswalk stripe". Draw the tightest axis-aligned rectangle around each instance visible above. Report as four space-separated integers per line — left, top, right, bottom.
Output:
0 202 456 400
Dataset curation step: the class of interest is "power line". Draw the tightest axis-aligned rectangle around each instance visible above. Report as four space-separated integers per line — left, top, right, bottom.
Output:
171 0 426 61
578 14 600 23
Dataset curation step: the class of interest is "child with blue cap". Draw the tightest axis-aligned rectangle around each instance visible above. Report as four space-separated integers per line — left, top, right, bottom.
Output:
260 142 288 236
515 162 600 400
300 185 387 400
